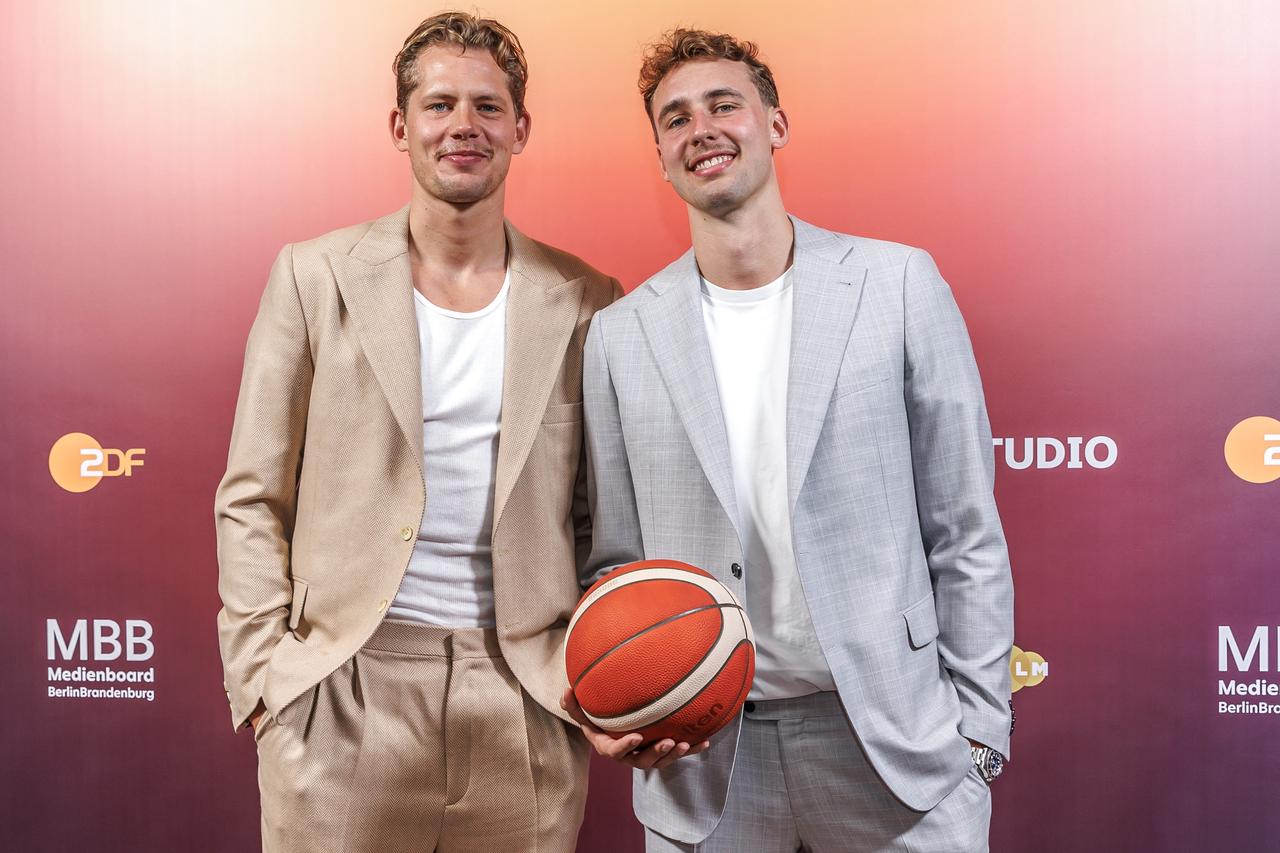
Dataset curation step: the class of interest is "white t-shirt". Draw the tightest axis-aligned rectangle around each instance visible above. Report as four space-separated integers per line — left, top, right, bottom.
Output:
700 268 836 700
387 271 510 628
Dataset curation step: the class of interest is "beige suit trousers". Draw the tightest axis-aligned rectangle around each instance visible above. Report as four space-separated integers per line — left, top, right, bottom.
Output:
254 620 589 852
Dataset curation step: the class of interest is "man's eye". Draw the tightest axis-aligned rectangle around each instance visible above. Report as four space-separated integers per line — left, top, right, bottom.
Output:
714 103 736 113
668 116 688 129
478 104 499 112
426 103 449 112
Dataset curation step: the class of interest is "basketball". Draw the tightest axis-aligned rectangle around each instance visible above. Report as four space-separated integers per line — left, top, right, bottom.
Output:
565 559 755 745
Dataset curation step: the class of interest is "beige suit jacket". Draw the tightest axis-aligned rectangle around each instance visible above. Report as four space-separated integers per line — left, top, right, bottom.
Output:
216 205 620 731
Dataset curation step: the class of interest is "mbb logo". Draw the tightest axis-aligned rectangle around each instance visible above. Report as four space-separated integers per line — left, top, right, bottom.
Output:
993 436 1117 470
48 433 145 493
47 618 154 661
1217 626 1280 672
1010 645 1048 693
1224 417 1280 484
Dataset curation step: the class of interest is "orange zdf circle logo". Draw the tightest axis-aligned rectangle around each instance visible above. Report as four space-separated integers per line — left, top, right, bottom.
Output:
1224 417 1280 484
1010 645 1048 693
48 433 146 493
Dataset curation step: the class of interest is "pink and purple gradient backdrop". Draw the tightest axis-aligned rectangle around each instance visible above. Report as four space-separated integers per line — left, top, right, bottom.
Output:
2 2 1277 850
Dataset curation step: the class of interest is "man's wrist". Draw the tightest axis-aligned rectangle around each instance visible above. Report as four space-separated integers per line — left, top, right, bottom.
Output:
969 742 1005 783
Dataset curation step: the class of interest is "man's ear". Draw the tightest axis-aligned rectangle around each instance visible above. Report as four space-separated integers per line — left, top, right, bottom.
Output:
769 106 790 150
390 107 409 152
512 109 532 155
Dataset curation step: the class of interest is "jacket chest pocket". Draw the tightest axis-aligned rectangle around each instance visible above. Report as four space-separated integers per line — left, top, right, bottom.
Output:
542 400 583 425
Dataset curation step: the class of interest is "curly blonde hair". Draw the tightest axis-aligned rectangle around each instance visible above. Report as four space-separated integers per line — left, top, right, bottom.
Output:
638 29 779 125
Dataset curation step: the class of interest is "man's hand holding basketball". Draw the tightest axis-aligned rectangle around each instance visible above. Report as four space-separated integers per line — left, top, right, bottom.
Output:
561 688 710 770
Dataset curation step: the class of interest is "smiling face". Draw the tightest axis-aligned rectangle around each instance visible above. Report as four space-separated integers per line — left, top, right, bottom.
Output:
391 44 530 206
650 58 788 216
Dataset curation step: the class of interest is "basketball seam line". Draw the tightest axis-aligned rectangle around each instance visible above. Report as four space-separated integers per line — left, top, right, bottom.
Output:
572 600 733 690
609 606 751 735
596 638 754 738
571 577 717 637
569 573 732 636
570 577 718 679
573 602 743 710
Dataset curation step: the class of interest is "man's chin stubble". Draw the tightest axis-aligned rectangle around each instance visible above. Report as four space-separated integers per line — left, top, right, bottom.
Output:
424 176 500 206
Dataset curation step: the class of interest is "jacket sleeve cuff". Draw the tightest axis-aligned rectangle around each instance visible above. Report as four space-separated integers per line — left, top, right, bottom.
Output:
959 716 1011 761
227 685 265 733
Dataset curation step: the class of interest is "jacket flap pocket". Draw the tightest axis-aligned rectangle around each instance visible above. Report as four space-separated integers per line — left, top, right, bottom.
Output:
833 374 890 401
288 579 309 631
902 594 939 649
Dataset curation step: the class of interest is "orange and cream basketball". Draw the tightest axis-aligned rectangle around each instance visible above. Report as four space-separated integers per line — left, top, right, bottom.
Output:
565 559 755 744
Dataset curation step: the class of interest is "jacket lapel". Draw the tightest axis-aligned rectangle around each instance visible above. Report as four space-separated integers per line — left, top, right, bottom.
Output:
637 251 740 534
329 205 424 462
493 222 586 529
786 218 867 512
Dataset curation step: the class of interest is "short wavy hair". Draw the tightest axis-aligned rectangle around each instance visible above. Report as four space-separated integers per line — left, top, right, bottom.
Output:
394 12 529 117
638 29 780 126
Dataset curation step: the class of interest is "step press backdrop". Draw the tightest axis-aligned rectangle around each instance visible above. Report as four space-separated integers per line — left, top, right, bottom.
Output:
3 2 1277 851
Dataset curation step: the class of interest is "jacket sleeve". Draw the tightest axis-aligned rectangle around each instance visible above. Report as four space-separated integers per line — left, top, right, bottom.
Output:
214 244 313 732
572 279 626 574
903 248 1014 759
580 306 645 590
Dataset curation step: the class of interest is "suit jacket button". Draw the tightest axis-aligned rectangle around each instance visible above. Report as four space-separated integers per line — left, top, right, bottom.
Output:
731 563 742 579
400 526 414 541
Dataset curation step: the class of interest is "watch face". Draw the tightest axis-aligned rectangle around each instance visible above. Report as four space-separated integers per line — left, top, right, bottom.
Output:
988 752 1004 777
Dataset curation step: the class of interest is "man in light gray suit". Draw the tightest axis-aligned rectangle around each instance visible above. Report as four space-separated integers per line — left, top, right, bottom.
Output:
562 28 1013 852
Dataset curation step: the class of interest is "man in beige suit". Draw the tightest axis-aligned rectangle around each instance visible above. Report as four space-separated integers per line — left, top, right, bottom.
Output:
215 13 618 852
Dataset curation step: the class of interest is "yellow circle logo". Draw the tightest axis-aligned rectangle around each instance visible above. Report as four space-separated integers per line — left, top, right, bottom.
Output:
49 433 146 492
1010 645 1048 693
49 432 105 493
1224 417 1280 484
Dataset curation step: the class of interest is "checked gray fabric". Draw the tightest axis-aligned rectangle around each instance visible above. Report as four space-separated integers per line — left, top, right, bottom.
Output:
643 692 990 853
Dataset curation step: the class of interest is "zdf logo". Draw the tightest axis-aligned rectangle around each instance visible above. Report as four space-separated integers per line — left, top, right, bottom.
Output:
1010 645 1048 693
48 433 145 493
1224 417 1280 484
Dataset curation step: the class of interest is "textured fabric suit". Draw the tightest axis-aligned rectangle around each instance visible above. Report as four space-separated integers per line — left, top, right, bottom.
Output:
215 206 618 847
582 217 1013 845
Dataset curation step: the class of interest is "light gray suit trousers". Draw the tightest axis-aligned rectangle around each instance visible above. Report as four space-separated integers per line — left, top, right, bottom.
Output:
582 217 1013 847
644 692 990 853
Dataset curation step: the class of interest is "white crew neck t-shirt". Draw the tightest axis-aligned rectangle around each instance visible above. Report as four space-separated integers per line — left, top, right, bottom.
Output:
700 268 836 700
387 271 510 628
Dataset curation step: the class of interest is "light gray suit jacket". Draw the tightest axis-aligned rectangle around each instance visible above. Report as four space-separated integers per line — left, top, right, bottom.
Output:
581 217 1013 843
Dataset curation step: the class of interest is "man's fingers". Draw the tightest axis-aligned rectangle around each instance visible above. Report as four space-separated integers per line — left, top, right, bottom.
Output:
599 733 644 759
648 741 696 769
680 740 710 759
562 689 610 738
559 688 588 724
629 739 678 770
560 689 660 763
632 738 711 770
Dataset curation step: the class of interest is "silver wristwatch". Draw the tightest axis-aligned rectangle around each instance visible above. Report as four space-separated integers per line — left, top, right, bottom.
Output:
971 745 1004 784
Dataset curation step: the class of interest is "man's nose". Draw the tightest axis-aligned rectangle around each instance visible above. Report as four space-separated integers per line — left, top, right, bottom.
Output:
449 105 480 138
689 113 718 145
